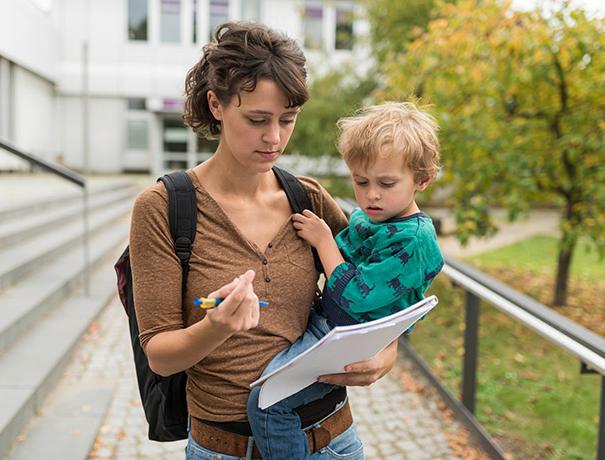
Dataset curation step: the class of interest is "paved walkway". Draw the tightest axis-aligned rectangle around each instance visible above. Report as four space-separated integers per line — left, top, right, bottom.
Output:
433 208 560 258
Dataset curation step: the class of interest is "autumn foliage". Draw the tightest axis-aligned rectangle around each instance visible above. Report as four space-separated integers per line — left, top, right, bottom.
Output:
377 0 605 305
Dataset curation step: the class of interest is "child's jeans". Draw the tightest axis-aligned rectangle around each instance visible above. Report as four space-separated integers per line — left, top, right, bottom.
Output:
247 309 337 460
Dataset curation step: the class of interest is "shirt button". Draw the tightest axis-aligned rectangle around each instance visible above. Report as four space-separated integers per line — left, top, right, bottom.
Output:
265 276 271 283
262 259 268 265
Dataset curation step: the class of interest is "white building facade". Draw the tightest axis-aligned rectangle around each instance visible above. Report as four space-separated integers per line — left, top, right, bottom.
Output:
0 0 369 175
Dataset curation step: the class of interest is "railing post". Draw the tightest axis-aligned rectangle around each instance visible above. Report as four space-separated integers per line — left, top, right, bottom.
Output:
462 291 480 414
82 187 91 296
598 376 605 460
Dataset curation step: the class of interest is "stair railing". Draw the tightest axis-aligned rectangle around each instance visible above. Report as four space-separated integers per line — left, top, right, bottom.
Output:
0 138 90 295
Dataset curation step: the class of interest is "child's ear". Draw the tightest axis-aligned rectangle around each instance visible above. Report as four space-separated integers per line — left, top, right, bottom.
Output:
415 178 430 192
207 91 223 121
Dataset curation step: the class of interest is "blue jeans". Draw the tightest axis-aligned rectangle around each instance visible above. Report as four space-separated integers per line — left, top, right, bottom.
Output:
247 309 344 459
185 423 364 460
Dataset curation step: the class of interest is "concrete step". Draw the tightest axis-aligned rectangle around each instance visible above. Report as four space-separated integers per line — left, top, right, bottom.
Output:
0 176 133 221
0 247 125 459
0 198 132 289
0 186 135 248
5 382 114 460
0 216 129 355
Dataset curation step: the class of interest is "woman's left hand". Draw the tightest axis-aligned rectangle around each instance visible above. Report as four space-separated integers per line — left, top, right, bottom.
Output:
317 340 398 387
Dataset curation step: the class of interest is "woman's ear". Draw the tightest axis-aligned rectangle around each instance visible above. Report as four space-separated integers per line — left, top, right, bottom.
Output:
207 91 222 121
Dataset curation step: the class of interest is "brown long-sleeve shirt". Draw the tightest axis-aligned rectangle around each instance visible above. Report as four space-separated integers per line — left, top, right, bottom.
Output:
129 170 348 421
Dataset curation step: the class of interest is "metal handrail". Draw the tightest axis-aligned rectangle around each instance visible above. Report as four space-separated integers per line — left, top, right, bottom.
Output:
0 138 90 295
443 260 605 375
336 197 604 459
445 256 605 361
0 138 85 187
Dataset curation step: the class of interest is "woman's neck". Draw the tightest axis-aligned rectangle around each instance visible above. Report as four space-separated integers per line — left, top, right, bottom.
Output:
194 151 274 200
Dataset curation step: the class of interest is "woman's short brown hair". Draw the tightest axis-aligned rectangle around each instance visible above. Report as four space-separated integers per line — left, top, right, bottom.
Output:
183 21 309 137
338 102 441 185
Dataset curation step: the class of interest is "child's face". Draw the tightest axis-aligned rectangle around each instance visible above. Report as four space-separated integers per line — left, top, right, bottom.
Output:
350 154 426 223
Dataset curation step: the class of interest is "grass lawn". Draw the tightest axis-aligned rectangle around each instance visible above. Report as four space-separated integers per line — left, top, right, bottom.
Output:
409 236 604 459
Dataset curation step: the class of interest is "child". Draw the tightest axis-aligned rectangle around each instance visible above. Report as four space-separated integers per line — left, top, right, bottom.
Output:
247 101 444 459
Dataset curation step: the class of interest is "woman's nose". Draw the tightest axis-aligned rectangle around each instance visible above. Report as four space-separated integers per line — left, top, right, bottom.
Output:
262 122 280 146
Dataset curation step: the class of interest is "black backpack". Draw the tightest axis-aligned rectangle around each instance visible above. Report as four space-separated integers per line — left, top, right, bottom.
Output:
114 167 323 441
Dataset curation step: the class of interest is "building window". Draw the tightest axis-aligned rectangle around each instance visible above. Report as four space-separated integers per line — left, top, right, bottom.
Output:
335 4 354 50
128 0 148 41
161 0 181 43
127 120 149 149
127 98 146 111
241 0 260 21
209 0 229 41
303 3 323 50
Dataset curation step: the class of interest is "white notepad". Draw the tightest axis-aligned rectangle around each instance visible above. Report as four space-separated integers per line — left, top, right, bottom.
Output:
250 295 439 409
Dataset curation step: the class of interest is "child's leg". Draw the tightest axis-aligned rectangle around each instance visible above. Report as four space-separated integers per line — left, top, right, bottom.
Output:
248 382 335 459
248 309 335 460
260 309 332 377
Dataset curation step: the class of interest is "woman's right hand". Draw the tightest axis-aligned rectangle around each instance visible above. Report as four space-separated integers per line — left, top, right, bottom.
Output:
204 270 260 334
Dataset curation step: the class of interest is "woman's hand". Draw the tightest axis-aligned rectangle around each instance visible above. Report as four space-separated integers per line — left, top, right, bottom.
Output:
292 210 333 248
146 270 260 376
204 270 260 334
317 340 398 386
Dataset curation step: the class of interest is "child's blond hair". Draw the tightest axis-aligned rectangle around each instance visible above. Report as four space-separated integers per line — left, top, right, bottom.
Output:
337 101 440 185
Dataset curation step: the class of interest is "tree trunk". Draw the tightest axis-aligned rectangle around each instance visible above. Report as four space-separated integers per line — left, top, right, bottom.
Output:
553 237 577 306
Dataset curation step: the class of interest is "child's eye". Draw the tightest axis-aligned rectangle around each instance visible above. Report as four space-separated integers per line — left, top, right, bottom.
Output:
355 181 368 187
280 118 296 125
380 182 396 188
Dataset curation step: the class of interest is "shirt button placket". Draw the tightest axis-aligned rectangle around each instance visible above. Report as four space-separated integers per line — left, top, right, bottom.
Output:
263 243 272 294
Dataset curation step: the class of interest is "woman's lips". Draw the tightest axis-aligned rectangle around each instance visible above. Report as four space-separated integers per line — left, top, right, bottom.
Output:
256 151 280 160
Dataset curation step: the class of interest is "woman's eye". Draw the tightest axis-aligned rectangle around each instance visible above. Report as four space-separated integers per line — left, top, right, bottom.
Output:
248 118 266 125
280 118 296 125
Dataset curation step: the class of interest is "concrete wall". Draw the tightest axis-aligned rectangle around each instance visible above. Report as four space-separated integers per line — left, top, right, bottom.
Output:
0 1 59 170
59 96 125 173
0 0 59 82
13 66 57 158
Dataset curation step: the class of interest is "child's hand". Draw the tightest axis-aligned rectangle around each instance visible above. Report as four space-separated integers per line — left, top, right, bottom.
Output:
292 210 332 248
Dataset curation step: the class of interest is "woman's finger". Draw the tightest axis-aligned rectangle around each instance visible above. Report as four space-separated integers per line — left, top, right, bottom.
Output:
317 369 381 387
210 270 255 315
207 276 242 300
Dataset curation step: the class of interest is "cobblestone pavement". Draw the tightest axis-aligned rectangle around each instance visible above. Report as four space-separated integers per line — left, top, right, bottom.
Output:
35 296 474 460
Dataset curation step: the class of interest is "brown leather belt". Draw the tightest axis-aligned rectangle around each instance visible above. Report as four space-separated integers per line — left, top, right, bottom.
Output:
190 401 353 458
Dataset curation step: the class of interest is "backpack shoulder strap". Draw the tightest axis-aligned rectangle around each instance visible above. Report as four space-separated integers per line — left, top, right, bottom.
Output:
272 166 324 274
158 171 197 294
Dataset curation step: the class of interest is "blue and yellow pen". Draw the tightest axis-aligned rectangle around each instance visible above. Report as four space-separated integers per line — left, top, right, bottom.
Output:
194 297 269 310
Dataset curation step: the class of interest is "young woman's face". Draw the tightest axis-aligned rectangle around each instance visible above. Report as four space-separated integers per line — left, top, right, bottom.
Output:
351 153 426 222
208 79 300 173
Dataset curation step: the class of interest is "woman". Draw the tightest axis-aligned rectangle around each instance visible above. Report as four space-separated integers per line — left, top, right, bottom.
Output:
129 21 398 460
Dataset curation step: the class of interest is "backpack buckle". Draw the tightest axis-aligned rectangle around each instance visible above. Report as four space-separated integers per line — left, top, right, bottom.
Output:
174 236 192 262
